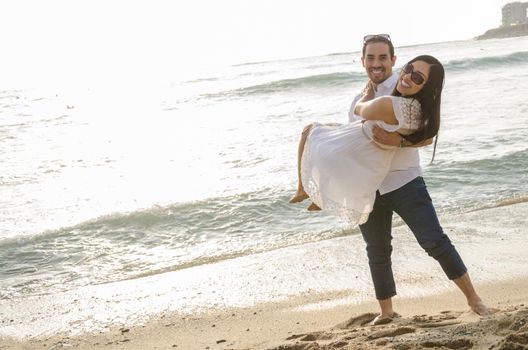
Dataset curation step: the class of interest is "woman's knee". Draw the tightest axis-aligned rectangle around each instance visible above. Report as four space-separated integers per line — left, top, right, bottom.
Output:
302 123 314 135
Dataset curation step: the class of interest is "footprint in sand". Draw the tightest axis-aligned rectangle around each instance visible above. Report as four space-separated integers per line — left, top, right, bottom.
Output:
285 331 334 342
367 326 416 340
495 331 528 349
334 312 378 329
412 311 463 328
420 338 473 349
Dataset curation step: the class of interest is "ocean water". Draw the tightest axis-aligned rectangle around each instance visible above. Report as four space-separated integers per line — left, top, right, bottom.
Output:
1 36 528 336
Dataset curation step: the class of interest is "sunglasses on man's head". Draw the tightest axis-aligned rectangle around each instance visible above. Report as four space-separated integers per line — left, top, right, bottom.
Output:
363 34 391 43
402 63 425 85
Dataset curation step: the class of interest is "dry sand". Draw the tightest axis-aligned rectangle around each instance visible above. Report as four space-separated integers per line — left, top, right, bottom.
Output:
2 277 528 350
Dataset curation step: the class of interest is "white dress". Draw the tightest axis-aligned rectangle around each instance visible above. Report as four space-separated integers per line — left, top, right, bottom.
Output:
301 96 422 225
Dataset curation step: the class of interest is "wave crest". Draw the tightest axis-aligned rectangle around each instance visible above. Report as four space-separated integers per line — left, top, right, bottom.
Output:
203 72 365 99
445 51 528 71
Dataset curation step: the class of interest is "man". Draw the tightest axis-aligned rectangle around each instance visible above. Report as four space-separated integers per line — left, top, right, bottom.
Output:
349 34 490 324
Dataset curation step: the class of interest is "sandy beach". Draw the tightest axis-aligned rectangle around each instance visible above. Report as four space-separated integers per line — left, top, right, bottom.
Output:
1 202 528 349
2 278 528 349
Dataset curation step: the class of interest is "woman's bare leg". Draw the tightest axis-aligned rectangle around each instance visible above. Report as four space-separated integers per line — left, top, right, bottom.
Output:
289 124 313 203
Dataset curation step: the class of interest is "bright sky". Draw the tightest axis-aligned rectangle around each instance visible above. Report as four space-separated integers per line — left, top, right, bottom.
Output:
0 0 512 84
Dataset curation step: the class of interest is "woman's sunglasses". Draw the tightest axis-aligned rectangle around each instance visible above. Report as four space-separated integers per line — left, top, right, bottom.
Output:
402 63 425 85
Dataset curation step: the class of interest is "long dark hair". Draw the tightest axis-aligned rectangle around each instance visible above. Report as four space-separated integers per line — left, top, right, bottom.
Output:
392 55 444 160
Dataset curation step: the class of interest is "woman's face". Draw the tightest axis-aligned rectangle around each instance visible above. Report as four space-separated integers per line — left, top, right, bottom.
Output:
396 60 430 96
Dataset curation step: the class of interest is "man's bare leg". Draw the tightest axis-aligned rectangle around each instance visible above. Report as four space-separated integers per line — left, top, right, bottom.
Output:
453 272 492 315
372 297 397 325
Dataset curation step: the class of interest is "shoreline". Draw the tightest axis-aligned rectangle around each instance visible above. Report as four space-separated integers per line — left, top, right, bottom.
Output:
2 277 528 349
1 201 528 349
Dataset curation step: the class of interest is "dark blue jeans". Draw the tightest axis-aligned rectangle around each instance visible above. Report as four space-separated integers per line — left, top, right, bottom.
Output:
360 176 467 300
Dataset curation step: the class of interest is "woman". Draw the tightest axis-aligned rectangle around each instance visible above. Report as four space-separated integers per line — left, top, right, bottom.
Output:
289 55 444 226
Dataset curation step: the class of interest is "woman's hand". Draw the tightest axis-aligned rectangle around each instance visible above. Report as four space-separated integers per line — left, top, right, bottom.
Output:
359 80 376 102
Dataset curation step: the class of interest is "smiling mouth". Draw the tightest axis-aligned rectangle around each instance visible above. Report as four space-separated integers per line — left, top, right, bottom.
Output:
400 79 411 88
371 68 384 74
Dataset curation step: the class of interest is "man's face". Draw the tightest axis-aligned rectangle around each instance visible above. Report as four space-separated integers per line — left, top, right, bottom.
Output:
361 42 396 84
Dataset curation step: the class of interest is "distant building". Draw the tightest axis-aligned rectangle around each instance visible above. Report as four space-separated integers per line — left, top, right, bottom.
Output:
477 1 528 39
502 2 528 26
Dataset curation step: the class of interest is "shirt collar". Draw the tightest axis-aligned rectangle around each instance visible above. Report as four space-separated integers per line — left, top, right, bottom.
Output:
375 73 398 97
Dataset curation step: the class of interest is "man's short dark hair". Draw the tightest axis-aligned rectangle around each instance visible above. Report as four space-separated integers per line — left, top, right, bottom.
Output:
362 35 395 58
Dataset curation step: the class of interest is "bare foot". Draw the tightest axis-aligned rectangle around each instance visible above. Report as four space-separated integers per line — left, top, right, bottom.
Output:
470 300 495 316
289 191 309 203
307 202 321 211
371 312 400 326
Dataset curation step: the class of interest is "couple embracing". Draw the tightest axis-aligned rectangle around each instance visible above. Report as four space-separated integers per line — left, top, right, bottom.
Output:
289 34 491 324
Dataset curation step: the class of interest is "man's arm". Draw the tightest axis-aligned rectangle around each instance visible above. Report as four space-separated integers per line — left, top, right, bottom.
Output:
372 124 433 148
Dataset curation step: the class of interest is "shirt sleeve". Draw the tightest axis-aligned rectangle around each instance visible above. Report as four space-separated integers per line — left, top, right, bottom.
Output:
378 96 422 132
348 94 363 123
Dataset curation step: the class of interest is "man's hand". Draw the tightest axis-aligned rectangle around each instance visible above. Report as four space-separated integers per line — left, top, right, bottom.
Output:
372 125 434 148
372 125 402 147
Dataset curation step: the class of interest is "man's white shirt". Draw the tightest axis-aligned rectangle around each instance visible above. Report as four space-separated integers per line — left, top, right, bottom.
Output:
348 73 422 195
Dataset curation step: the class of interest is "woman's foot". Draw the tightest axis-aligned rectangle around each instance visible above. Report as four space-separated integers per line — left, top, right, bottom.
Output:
307 202 321 211
289 190 309 203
